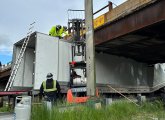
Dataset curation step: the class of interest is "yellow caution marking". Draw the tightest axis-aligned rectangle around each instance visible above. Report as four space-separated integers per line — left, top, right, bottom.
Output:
94 15 105 29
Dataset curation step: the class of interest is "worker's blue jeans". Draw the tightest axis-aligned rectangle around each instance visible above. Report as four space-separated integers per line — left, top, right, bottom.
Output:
45 95 57 106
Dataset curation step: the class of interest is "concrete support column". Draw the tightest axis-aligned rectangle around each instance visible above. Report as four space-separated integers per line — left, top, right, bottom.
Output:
85 0 96 96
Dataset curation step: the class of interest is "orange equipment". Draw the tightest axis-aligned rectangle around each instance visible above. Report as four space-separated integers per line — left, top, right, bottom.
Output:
67 89 89 103
67 88 99 103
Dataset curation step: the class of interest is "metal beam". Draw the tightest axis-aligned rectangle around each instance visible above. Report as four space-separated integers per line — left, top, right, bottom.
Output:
94 0 165 45
85 0 96 96
0 69 11 79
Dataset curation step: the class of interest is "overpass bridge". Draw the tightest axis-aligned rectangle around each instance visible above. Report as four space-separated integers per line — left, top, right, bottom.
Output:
0 63 11 90
0 0 164 91
95 0 165 64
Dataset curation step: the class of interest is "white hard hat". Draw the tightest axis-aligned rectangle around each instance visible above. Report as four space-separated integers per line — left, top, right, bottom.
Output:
46 73 53 79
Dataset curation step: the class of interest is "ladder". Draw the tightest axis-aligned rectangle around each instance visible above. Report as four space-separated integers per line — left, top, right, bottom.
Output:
4 22 35 91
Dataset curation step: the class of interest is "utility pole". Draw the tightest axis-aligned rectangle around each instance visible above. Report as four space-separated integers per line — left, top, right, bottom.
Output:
85 0 96 96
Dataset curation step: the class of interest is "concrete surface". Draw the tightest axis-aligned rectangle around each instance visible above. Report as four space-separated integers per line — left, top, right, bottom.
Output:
0 113 14 120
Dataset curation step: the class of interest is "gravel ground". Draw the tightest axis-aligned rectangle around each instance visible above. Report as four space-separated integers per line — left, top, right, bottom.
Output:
0 113 14 120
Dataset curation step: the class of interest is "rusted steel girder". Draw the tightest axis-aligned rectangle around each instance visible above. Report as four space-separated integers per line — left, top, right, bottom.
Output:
94 0 165 45
0 69 11 79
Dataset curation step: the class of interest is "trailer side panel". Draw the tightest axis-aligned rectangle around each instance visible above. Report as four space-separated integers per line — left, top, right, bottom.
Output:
34 33 59 89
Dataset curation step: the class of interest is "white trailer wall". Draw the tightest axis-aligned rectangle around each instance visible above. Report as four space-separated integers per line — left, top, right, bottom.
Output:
12 46 34 88
11 32 165 93
12 32 72 90
12 46 24 87
95 53 152 87
58 40 72 83
34 33 59 89
34 33 72 89
153 63 165 89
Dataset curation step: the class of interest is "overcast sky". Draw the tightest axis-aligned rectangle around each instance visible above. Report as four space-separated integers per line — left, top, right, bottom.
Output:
0 0 126 64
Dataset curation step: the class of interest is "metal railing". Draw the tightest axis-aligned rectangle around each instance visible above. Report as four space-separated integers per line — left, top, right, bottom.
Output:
93 1 113 15
0 62 12 71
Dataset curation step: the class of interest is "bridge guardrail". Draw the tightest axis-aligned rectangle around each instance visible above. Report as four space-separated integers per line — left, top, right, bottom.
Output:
94 0 154 29
0 62 12 71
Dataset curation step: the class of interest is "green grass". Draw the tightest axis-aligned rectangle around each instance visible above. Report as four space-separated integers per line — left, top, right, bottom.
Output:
32 100 165 120
0 106 12 112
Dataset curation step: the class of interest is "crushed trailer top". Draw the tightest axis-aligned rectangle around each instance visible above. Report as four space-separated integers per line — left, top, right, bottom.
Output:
4 32 165 94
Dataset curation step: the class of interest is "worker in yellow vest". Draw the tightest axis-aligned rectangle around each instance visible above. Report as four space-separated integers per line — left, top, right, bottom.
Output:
49 25 62 38
39 73 61 103
59 26 68 38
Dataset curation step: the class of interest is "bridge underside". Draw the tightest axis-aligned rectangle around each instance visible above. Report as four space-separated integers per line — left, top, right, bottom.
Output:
0 69 10 91
95 0 165 64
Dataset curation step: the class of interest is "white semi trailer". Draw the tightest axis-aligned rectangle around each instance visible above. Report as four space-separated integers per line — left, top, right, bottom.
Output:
10 32 165 94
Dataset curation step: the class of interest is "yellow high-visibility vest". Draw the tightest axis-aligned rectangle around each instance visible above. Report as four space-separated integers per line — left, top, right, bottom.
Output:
49 26 59 37
43 80 57 92
59 27 64 36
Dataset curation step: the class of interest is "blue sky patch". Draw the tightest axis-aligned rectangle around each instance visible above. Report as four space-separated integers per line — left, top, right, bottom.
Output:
0 54 12 64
